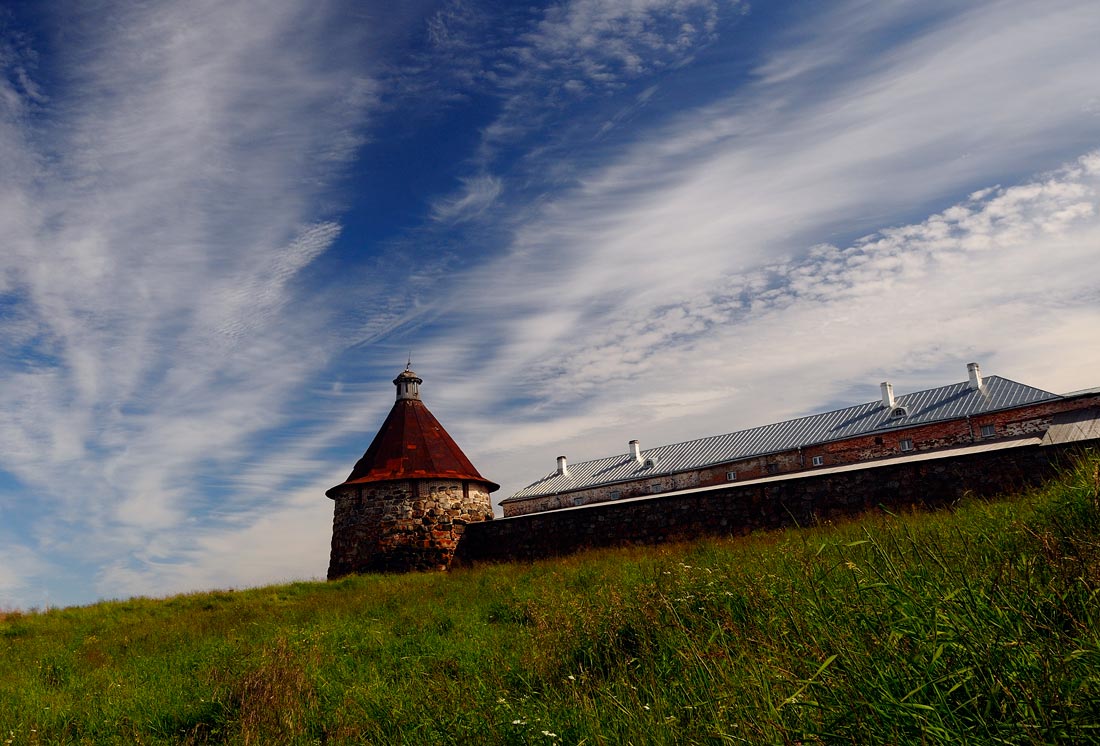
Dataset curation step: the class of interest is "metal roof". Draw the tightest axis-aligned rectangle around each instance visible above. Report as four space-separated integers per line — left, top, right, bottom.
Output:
497 437 1044 518
504 375 1057 502
327 396 499 498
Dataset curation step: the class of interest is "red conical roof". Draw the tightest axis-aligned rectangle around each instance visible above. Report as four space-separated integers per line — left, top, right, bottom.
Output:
326 372 499 497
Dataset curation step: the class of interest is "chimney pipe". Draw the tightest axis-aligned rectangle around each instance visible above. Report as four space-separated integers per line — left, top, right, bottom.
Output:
967 362 983 390
629 439 642 463
880 381 895 408
556 455 569 476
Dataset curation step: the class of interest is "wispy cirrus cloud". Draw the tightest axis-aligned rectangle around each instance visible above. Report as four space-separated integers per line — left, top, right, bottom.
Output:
0 0 385 606
431 173 503 222
409 0 741 163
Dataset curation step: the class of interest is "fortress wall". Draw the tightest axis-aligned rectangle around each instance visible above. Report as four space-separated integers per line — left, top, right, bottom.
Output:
458 440 1098 566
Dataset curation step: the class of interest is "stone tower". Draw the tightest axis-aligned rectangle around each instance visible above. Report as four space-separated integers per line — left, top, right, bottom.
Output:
326 368 498 578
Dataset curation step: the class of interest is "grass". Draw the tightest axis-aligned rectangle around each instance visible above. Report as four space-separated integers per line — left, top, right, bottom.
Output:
2 453 1099 744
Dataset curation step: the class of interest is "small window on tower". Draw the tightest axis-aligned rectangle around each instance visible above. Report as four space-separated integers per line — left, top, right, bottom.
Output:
766 463 779 475
981 424 996 437
811 455 824 467
900 438 914 452
726 471 738 481
572 496 585 506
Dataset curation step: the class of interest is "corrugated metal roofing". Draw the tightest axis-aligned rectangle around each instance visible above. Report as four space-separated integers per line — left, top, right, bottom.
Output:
504 375 1057 502
496 437 1044 519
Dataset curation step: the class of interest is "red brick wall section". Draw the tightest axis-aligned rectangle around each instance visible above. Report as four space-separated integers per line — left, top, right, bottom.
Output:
328 479 493 578
501 394 1100 517
459 440 1099 566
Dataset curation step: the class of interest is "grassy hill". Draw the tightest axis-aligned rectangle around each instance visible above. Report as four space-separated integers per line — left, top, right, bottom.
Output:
2 454 1100 745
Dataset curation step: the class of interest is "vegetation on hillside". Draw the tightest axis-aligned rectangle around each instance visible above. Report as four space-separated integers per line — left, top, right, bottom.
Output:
2 454 1099 744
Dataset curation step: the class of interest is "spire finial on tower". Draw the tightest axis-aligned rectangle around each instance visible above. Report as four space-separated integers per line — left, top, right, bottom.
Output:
393 365 423 401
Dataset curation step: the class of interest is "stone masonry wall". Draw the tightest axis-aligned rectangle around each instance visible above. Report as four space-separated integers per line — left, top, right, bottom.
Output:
502 394 1100 516
458 440 1098 566
328 479 493 578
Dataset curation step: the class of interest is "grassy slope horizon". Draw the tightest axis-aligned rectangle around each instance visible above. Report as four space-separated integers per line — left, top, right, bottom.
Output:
2 453 1099 744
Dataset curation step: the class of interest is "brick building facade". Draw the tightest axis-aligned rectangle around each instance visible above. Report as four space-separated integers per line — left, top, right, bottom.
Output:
501 363 1100 517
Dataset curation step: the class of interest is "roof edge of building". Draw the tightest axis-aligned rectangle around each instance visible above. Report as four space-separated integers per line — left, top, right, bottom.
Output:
326 473 501 499
505 374 1062 501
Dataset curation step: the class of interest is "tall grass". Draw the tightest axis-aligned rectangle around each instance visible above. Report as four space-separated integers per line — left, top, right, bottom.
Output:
2 455 1099 744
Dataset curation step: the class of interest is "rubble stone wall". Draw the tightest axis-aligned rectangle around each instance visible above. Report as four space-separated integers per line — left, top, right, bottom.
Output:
328 478 493 578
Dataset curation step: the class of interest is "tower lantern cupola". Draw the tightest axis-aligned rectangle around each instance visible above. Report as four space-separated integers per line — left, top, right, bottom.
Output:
394 368 422 401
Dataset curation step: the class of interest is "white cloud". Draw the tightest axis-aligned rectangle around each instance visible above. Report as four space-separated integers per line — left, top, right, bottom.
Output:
0 1 381 605
95 481 333 600
4 0 1099 606
431 173 503 222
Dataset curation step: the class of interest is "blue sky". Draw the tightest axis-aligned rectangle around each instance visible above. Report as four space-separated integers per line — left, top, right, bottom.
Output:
2 0 1099 609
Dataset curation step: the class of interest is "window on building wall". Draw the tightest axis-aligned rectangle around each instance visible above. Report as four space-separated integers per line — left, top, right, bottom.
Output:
811 455 824 466
650 484 663 494
571 496 585 506
981 424 996 437
610 491 621 500
726 471 737 481
766 463 779 475
900 438 914 452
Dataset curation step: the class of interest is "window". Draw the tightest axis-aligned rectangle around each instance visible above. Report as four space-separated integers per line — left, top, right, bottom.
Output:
766 463 779 475
980 424 996 438
609 490 621 500
649 484 663 494
726 471 738 482
890 406 909 419
571 496 585 506
811 455 824 467
900 438 914 452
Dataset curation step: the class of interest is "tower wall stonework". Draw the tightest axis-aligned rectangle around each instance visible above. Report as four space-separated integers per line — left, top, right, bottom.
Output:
328 478 493 578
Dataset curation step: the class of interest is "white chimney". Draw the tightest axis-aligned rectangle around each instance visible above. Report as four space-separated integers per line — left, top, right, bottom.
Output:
880 381 895 408
629 439 642 463
556 455 569 476
967 362 983 390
